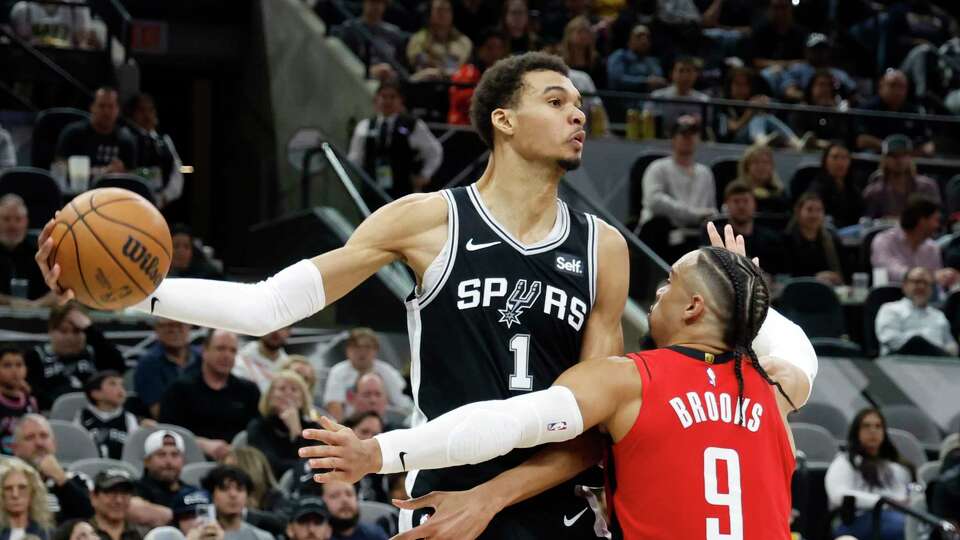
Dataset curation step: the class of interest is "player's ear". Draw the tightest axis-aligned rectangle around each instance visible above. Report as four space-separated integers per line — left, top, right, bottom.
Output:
491 108 516 138
683 294 706 323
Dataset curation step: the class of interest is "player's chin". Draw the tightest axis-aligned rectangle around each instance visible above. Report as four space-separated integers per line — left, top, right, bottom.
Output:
557 156 582 171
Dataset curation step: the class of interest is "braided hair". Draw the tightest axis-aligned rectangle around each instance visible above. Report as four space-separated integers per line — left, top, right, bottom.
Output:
698 247 798 417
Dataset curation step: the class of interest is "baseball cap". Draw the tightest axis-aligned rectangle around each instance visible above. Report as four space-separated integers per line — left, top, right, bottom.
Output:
670 115 701 137
94 468 135 492
805 33 830 49
882 134 914 156
291 497 329 523
172 488 210 518
143 527 186 540
144 430 185 457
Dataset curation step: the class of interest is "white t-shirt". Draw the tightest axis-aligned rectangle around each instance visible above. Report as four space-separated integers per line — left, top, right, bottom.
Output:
323 359 412 414
232 340 288 392
10 1 91 46
9 528 25 540
824 452 912 511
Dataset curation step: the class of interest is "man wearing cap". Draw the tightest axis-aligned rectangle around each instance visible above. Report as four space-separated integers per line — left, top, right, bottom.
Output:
171 489 217 536
640 114 717 261
779 33 857 102
286 498 332 540
129 430 199 527
159 330 259 460
11 413 93 521
91 469 148 540
856 70 936 157
862 134 941 219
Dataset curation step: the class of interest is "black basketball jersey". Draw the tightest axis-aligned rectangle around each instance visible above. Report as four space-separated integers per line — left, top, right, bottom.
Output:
76 405 137 460
405 185 609 538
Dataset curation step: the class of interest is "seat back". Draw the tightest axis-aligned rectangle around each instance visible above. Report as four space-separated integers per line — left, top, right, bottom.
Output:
788 402 850 440
862 286 904 357
883 404 943 450
50 392 89 422
788 165 822 201
629 152 669 220
710 157 741 204
887 428 927 468
30 108 90 170
917 460 941 486
941 290 960 339
48 420 99 464
230 431 248 448
93 174 156 205
946 174 960 218
778 278 846 338
0 167 63 228
68 458 139 480
810 337 865 359
789 422 840 464
939 432 959 461
181 462 218 487
359 500 398 536
121 424 206 474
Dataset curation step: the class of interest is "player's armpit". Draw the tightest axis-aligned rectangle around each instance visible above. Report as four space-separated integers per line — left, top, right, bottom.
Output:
758 355 811 414
555 355 642 441
578 222 629 361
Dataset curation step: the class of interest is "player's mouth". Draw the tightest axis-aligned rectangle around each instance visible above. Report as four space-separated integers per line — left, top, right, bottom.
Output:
569 131 585 149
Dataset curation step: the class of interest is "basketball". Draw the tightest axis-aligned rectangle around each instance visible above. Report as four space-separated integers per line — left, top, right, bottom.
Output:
48 188 172 310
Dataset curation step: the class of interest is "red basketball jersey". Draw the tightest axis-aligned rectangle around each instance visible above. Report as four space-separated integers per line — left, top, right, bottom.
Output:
606 347 795 540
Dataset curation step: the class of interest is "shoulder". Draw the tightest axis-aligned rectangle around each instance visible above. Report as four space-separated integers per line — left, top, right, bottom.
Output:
60 121 88 137
230 376 260 395
374 359 402 376
917 175 940 189
351 192 449 249
695 162 713 177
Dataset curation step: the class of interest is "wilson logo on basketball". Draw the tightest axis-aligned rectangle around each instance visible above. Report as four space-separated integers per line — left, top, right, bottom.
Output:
122 236 164 286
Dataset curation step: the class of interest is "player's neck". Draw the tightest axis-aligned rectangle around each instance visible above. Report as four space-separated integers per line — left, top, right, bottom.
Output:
661 329 727 354
475 153 561 244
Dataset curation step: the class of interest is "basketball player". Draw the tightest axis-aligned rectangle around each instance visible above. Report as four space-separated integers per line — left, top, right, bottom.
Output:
299 227 818 540
37 52 629 538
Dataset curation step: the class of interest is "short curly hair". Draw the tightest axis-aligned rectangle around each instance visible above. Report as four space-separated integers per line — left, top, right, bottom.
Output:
470 52 569 148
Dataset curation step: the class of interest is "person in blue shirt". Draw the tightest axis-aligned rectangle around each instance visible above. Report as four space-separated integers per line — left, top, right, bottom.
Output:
606 25 666 93
133 318 200 419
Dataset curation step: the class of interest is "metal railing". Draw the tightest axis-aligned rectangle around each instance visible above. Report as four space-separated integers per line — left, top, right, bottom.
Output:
299 141 391 213
871 496 958 540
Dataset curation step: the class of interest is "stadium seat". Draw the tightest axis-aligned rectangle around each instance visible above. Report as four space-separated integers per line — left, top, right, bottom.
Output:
940 290 960 339
359 500 399 536
121 424 206 474
810 337 864 358
946 174 960 219
68 458 139 480
93 174 156 205
788 402 850 440
777 278 846 338
30 108 90 170
788 164 822 202
628 152 669 222
181 462 217 486
230 431 247 448
50 392 89 422
887 428 927 468
862 286 904 357
882 405 943 452
278 468 296 494
0 167 63 229
709 157 740 205
941 432 959 461
917 460 941 486
789 422 839 464
949 412 960 434
48 420 99 464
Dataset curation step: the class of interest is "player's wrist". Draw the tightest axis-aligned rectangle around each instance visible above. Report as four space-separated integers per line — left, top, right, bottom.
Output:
363 437 383 474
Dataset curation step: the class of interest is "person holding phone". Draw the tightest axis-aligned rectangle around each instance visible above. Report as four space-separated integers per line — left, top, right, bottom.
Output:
200 467 271 540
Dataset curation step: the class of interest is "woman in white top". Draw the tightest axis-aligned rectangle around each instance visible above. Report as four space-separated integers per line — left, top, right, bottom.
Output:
825 408 914 540
0 459 52 540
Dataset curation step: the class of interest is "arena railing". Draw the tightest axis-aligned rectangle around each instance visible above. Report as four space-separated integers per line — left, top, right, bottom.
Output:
870 496 958 540
321 0 410 80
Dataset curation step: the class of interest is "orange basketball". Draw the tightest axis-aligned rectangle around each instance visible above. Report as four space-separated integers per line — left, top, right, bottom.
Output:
48 188 172 310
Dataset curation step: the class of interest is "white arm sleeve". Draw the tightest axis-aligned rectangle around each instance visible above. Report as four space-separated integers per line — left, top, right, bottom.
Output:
752 307 818 395
374 386 583 474
131 259 325 336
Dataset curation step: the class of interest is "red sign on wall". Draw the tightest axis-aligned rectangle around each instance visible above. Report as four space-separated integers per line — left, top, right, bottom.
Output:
130 20 168 54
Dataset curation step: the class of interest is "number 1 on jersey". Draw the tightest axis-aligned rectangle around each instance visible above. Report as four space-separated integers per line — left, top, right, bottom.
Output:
508 334 533 391
704 447 743 540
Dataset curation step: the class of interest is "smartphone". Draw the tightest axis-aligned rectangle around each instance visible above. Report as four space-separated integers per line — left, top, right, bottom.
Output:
195 504 216 525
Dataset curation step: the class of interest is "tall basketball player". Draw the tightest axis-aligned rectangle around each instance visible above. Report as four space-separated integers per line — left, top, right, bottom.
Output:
37 53 629 538
299 227 819 540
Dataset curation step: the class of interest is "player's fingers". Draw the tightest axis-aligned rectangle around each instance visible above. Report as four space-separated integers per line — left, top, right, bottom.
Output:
299 444 342 459
307 457 345 471
736 233 746 256
300 428 346 446
391 523 435 540
752 257 760 266
706 222 722 248
392 493 437 511
311 468 351 484
319 415 347 432
724 224 737 251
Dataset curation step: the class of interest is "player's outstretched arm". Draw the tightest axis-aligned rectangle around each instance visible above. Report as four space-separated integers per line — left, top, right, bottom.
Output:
34 194 447 335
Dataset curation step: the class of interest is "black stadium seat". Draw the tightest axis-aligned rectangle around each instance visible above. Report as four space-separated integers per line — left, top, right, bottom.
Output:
710 157 740 204
30 108 90 170
777 278 847 338
862 286 903 357
93 174 156 205
0 167 63 228
788 164 822 202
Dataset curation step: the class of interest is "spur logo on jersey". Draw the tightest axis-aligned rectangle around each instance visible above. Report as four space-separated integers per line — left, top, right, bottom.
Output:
668 391 764 432
555 253 584 276
497 279 542 328
456 277 588 331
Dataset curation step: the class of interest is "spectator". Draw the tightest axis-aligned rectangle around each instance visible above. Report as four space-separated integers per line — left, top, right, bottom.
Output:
233 329 291 393
347 80 443 199
221 448 287 515
789 70 850 149
244 372 320 479
130 431 197 528
499 0 539 54
55 88 137 179
929 441 960 528
736 144 788 213
718 180 784 274
856 71 935 157
0 458 52 540
168 225 223 280
875 267 958 356
341 412 389 504
285 498 331 540
125 94 184 210
77 371 139 460
0 123 14 170
718 67 801 147
323 328 410 422
169 490 212 537
11 414 93 522
783 192 844 285
451 0 498 44
540 0 597 46
343 411 384 442
447 29 508 125
862 135 941 219
332 0 407 82
0 195 53 306
321 481 387 540
90 470 145 540
805 143 864 229
406 0 472 81
200 467 271 540
749 0 808 69
0 345 38 455
346 372 406 429
25 302 125 410
51 521 97 540
558 16 606 90
159 330 260 461
9 1 96 48
651 0 709 58
639 115 716 260
606 25 666 93
644 57 709 136
825 408 912 540
871 196 960 287
778 33 857 103
278 356 320 406
134 318 201 419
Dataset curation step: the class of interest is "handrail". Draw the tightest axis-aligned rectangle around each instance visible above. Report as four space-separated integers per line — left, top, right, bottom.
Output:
0 80 38 112
870 496 958 540
0 25 94 101
299 141 391 212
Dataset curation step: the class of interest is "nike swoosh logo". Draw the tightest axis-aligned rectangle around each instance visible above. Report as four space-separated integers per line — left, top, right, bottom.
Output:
399 452 408 471
465 239 501 251
150 297 160 314
563 507 589 527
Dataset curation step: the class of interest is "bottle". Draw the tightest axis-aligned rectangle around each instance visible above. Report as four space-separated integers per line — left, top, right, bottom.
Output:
590 103 607 137
626 109 641 141
641 109 655 140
